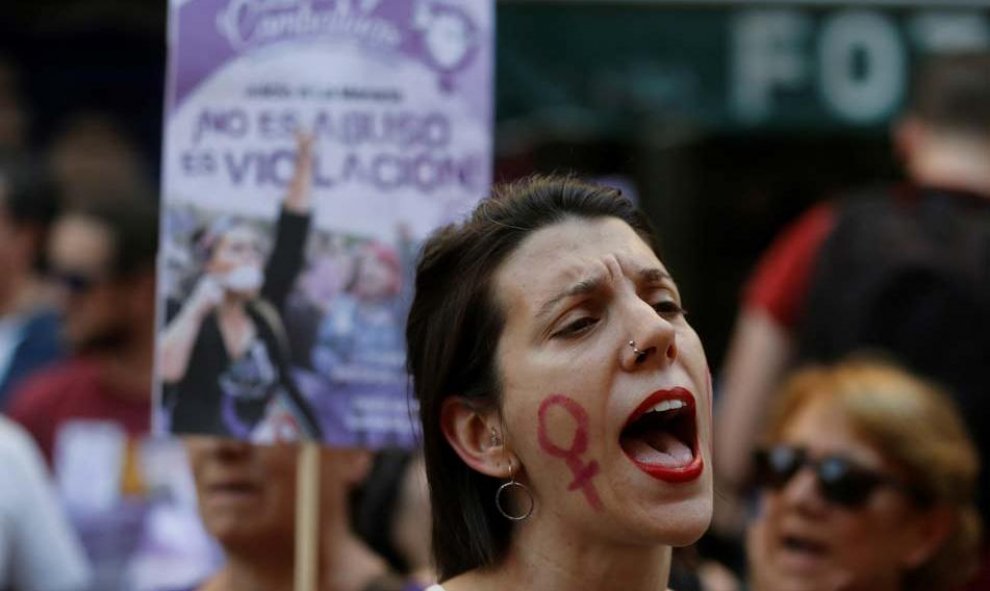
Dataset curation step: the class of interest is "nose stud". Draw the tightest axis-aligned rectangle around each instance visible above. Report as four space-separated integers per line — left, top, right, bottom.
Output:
628 340 648 363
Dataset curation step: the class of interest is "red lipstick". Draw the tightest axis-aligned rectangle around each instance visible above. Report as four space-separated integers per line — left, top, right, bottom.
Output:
620 387 704 483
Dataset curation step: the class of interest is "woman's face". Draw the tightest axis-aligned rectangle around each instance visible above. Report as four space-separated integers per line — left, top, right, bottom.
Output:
208 225 264 293
209 226 264 274
492 216 713 547
186 437 297 556
749 396 932 591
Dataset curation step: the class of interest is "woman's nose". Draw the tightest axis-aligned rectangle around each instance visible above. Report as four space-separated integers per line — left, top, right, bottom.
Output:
623 300 678 370
207 436 254 461
782 466 828 515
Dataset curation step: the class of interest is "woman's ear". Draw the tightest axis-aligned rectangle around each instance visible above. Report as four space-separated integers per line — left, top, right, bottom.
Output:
440 396 511 479
901 506 953 569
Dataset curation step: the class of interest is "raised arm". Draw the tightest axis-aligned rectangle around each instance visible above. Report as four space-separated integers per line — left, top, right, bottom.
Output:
715 308 794 490
262 133 314 309
283 132 314 214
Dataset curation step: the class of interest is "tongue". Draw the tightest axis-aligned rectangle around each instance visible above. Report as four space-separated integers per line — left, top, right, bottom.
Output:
625 431 694 467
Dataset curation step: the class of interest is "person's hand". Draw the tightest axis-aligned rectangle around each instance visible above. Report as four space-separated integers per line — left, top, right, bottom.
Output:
284 131 315 213
186 274 224 318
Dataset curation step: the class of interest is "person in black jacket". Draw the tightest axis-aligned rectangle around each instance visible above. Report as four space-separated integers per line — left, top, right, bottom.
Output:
716 51 990 546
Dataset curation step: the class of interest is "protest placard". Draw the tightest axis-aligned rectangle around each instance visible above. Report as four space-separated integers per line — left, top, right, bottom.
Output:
157 0 493 448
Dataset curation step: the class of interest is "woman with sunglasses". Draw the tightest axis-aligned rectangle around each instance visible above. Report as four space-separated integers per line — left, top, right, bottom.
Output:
406 176 713 591
747 357 981 591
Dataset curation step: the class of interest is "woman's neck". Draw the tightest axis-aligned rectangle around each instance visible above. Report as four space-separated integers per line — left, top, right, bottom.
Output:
217 296 250 319
910 136 990 197
458 520 672 591
205 555 292 591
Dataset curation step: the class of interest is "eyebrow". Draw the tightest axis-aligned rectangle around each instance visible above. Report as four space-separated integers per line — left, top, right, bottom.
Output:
535 274 607 320
639 268 672 285
533 268 674 321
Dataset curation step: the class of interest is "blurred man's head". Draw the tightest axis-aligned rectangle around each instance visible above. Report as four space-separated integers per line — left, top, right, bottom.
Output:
47 197 157 352
907 51 990 141
895 51 990 193
47 111 150 207
186 438 371 561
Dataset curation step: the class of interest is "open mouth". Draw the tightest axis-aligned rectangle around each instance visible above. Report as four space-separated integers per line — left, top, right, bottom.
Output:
778 533 830 569
206 479 261 503
781 534 828 556
620 388 703 483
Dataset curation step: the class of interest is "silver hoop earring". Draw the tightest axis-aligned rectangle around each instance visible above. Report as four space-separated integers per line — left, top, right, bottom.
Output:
495 464 534 521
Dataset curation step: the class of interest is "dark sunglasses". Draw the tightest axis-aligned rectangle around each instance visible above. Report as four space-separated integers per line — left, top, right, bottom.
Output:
50 269 106 295
753 444 929 509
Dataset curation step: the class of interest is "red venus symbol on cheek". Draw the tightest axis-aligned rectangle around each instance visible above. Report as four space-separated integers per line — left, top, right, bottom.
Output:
537 394 603 511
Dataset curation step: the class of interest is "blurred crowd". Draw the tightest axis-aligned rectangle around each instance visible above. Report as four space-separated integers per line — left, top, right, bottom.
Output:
0 20 988 591
0 51 433 591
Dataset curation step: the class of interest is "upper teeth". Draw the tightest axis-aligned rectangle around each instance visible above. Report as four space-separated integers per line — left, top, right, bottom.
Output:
650 399 686 413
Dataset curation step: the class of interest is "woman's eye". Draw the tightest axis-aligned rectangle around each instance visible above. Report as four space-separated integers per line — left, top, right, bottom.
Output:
553 316 598 338
653 300 686 319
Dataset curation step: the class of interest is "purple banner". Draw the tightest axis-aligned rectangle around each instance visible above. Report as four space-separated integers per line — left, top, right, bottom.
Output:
156 0 493 448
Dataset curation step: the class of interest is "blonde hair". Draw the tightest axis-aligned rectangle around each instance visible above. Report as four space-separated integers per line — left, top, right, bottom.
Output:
763 356 981 591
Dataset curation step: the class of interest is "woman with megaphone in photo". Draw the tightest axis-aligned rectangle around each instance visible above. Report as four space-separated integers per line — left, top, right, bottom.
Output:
160 134 321 441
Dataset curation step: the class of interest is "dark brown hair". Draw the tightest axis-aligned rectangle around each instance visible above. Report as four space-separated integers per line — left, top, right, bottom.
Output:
909 51 990 138
405 175 659 580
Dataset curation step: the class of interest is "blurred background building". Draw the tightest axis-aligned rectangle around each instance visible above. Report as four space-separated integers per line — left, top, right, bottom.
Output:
5 0 988 370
